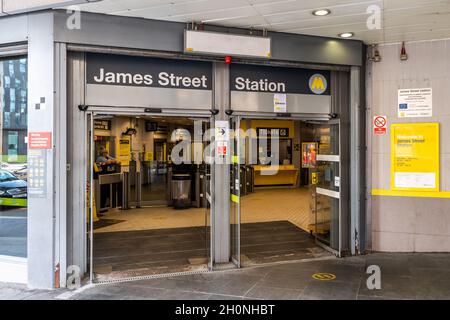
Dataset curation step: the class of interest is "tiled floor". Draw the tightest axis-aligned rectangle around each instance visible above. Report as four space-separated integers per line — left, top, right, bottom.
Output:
93 221 329 280
2 253 450 300
91 187 319 279
95 187 312 233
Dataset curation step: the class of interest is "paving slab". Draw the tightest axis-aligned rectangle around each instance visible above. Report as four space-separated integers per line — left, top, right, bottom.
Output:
2 253 450 300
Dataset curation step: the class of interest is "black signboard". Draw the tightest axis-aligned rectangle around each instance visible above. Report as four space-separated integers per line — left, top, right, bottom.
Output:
230 63 331 95
87 53 212 90
94 120 111 131
257 128 290 138
145 121 158 132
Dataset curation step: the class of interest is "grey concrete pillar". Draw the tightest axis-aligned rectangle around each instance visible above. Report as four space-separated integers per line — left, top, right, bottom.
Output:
212 62 230 263
27 12 56 289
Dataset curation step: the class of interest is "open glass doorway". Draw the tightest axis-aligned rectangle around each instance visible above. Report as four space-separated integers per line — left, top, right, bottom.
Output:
230 116 342 267
86 112 213 282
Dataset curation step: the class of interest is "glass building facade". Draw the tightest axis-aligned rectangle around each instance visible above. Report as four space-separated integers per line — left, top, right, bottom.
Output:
0 57 28 258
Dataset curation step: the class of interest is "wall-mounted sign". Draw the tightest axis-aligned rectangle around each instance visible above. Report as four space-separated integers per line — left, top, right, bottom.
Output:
257 128 289 138
145 121 158 132
215 121 230 158
86 53 213 110
309 74 328 95
184 30 271 58
230 64 331 114
391 123 439 191
87 53 212 90
398 88 432 118
28 149 47 198
373 115 387 135
94 120 111 131
118 139 131 165
28 132 52 149
217 141 228 157
230 64 330 95
215 121 230 142
302 142 318 168
274 93 287 113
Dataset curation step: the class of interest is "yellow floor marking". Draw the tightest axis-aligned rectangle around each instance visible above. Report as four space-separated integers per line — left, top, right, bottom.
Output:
312 273 336 281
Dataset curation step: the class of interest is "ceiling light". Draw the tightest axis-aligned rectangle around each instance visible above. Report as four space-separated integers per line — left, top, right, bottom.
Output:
339 32 354 38
312 9 331 16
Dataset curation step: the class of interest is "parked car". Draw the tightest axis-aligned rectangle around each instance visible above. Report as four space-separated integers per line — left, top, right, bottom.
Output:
0 169 27 207
0 162 27 181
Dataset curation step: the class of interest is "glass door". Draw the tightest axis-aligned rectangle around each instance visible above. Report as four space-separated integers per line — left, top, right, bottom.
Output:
311 120 341 256
230 116 241 267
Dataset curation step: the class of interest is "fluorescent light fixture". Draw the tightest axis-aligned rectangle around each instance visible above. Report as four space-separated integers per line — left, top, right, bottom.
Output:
185 30 271 59
312 9 331 16
338 32 354 38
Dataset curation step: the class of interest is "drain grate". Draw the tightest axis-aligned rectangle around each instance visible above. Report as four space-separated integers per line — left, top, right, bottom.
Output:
94 267 210 286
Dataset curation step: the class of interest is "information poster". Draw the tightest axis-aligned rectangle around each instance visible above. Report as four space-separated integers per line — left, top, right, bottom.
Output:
398 88 432 118
273 93 287 113
391 123 439 191
119 139 131 165
302 142 318 168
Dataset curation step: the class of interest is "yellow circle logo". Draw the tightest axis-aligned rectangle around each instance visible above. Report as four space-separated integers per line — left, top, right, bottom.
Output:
312 273 336 281
309 74 327 94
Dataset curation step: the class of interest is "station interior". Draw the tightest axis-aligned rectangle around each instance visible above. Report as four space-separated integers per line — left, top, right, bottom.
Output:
91 115 335 279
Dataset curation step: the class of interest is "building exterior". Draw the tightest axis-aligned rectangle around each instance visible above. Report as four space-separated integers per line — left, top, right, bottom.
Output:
0 9 446 290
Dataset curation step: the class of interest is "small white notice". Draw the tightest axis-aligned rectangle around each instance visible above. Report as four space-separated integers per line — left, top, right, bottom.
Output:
215 121 229 142
274 93 287 113
334 176 340 188
394 172 436 189
398 88 432 118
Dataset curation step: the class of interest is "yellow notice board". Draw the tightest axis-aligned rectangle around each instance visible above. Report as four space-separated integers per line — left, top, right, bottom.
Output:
118 139 131 165
391 123 439 191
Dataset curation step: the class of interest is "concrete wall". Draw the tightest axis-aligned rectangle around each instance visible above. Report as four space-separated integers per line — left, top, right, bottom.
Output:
368 40 450 252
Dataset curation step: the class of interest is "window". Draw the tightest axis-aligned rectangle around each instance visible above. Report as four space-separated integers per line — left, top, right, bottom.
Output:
0 56 28 258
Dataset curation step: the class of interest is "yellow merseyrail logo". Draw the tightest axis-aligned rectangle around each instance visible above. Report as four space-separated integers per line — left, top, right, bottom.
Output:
312 273 336 281
309 74 327 95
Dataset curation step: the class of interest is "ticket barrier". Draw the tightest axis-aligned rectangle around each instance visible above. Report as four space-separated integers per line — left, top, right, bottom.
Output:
94 172 127 213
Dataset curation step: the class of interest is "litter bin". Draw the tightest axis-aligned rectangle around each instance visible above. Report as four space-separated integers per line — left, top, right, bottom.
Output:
172 174 191 209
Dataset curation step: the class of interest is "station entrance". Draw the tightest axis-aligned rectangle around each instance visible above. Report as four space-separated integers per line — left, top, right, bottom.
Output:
86 113 213 282
69 51 351 284
230 116 342 267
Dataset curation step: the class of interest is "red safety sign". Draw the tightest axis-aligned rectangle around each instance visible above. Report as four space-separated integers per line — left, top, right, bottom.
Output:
29 132 52 149
217 141 228 156
373 116 387 135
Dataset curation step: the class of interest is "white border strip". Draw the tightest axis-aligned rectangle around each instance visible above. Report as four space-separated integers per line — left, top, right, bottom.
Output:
317 154 340 162
0 255 27 284
316 187 340 199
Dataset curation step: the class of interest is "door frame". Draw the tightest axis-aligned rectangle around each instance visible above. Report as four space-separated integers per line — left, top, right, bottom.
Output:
229 115 242 268
84 107 215 283
228 113 345 266
311 118 342 257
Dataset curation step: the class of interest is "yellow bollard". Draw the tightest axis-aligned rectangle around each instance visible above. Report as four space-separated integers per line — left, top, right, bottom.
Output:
87 163 100 223
87 185 100 223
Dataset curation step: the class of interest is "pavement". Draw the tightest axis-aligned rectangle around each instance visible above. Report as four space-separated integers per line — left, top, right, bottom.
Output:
1 253 450 300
